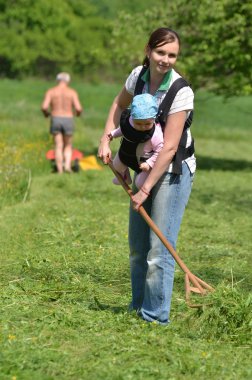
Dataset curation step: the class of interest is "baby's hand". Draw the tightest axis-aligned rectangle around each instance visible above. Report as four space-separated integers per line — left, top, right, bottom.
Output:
139 162 150 172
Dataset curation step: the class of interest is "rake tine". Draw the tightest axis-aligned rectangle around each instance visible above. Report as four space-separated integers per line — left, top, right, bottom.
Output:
185 272 214 307
107 160 214 306
193 275 214 291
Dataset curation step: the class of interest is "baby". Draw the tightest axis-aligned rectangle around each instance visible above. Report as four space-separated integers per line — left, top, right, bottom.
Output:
108 93 163 189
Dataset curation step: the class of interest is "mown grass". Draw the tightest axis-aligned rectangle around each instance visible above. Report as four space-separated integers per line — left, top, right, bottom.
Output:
0 79 251 380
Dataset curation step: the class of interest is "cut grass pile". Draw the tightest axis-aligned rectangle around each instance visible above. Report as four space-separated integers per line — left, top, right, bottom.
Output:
186 284 251 343
0 79 251 379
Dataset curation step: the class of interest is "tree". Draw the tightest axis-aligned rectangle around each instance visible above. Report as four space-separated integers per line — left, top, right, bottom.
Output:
109 0 252 96
172 0 252 96
0 0 111 77
0 0 251 96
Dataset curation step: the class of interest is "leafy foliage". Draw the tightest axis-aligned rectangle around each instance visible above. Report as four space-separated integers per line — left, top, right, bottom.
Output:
110 0 252 96
0 0 111 77
88 0 165 18
0 0 251 96
172 0 252 96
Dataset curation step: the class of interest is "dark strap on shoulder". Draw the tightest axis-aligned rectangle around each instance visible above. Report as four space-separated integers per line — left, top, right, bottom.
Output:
133 68 195 175
134 69 192 130
134 66 148 96
157 78 190 128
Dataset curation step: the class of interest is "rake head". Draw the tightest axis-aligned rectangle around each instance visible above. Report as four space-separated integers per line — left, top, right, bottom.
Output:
185 272 214 308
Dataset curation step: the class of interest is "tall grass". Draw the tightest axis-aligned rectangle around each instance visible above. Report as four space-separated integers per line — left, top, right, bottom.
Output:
0 79 251 379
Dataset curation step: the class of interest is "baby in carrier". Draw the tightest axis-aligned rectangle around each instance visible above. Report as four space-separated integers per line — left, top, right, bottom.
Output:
109 93 164 189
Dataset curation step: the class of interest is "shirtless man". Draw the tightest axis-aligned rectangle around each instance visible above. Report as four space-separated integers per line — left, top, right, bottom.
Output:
41 72 83 173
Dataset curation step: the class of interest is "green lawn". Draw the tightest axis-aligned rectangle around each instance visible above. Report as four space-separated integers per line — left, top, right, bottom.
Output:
0 79 251 379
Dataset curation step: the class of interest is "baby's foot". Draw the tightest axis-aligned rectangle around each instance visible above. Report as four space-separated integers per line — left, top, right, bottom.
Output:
112 170 132 185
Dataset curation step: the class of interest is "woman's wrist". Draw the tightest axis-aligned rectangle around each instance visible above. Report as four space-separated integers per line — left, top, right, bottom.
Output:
100 134 111 144
140 187 150 196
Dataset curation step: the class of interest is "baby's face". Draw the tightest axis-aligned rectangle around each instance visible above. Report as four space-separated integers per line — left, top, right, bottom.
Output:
133 118 155 131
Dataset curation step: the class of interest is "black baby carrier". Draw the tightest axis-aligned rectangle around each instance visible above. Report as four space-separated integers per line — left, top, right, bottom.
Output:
119 66 195 175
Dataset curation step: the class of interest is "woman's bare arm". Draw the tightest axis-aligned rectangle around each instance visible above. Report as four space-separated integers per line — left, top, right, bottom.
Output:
131 110 187 209
98 87 132 163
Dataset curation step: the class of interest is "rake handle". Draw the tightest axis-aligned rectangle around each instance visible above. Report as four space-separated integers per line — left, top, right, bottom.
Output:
107 160 210 293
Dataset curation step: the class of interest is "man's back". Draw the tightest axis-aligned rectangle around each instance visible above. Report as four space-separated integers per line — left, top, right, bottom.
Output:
42 81 82 118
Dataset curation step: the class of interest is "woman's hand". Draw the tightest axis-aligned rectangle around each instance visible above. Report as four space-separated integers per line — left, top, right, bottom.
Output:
97 87 132 165
131 188 149 211
98 136 112 164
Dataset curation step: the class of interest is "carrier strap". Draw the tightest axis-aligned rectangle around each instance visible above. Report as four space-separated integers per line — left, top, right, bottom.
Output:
134 66 194 174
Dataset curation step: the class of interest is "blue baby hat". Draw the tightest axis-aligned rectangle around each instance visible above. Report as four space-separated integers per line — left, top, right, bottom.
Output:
131 94 158 120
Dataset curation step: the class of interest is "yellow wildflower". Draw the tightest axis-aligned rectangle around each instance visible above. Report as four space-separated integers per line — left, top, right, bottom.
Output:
8 334 16 341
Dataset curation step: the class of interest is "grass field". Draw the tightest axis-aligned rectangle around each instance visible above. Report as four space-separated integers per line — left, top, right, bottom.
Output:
0 78 251 380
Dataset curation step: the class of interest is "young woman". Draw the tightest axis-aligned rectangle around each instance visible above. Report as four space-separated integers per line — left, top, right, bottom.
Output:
98 28 195 325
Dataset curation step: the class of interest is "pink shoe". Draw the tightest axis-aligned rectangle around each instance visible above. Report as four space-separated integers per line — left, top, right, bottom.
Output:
112 170 132 185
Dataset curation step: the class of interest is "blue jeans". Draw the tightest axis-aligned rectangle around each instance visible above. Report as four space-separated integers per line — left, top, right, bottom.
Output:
128 162 194 325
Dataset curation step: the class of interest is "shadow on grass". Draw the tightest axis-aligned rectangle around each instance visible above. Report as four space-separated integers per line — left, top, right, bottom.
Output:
82 151 252 172
197 155 252 171
91 297 127 314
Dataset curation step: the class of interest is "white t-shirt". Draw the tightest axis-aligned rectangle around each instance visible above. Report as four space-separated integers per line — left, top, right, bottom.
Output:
125 66 196 173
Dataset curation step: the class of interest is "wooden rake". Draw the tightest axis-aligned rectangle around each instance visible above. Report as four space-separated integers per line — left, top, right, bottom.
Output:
108 160 214 307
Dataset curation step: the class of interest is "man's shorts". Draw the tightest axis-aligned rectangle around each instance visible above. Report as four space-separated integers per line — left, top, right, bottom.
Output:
50 117 74 136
